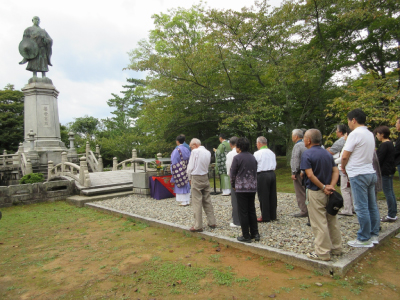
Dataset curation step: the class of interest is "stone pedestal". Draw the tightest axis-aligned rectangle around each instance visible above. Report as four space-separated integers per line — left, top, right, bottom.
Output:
22 81 67 165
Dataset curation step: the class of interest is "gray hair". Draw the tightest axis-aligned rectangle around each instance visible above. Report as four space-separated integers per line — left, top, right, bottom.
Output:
305 129 322 145
190 138 201 146
229 136 238 146
292 129 303 138
257 136 268 145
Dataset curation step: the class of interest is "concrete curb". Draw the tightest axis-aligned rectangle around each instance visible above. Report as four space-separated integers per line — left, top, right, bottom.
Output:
85 202 400 276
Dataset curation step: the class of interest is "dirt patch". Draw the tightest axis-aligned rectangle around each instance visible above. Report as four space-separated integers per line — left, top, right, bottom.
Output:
1 202 399 299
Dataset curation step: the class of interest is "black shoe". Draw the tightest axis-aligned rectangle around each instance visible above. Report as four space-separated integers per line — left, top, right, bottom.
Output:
306 222 311 227
251 233 260 241
237 236 252 243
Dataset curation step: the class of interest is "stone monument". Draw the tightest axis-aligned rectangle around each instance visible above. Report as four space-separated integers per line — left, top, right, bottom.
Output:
19 16 68 165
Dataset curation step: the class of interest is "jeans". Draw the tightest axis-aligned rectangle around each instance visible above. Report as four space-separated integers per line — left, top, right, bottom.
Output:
349 173 380 241
382 175 398 218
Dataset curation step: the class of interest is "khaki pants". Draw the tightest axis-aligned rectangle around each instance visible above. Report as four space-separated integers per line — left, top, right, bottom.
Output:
340 175 354 215
308 189 342 259
293 173 307 214
191 175 216 230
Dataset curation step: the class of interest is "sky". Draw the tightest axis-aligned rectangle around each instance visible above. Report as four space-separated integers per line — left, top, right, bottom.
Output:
1 0 282 125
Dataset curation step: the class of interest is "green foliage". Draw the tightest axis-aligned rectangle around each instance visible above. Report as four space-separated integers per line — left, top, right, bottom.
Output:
326 71 400 143
68 115 100 141
19 173 44 184
60 124 70 147
0 84 24 152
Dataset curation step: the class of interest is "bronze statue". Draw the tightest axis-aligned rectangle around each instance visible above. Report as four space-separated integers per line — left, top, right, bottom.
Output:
19 16 53 78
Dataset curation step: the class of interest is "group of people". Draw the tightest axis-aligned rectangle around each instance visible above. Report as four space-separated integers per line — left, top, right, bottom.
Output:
170 134 278 243
290 109 398 261
169 108 399 260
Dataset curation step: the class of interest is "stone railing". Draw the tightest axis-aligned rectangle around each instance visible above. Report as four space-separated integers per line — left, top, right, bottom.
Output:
0 150 17 167
112 150 162 171
77 141 103 172
87 150 103 172
19 152 32 176
47 152 91 187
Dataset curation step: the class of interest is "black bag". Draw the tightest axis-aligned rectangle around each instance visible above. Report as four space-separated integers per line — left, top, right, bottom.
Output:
326 190 344 216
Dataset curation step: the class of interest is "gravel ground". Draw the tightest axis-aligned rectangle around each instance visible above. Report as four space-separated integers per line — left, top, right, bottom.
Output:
93 193 398 260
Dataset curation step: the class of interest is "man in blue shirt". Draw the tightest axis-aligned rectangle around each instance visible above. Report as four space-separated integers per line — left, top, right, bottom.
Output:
301 129 342 261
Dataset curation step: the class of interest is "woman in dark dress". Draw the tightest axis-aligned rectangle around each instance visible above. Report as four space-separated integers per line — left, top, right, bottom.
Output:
230 137 260 243
375 126 398 222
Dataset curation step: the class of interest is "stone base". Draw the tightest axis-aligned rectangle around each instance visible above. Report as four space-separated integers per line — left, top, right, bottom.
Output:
132 172 157 189
23 140 67 165
132 188 151 196
28 76 53 84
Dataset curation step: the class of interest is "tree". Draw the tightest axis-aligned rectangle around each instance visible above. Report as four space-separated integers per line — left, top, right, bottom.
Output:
0 84 24 152
68 115 100 141
326 71 400 136
98 79 148 163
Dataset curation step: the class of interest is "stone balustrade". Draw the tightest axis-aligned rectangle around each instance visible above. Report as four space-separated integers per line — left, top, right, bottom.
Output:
47 152 91 187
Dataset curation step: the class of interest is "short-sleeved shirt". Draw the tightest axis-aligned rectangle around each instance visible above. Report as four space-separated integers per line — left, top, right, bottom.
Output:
253 148 276 172
330 137 345 155
300 145 336 191
342 126 375 178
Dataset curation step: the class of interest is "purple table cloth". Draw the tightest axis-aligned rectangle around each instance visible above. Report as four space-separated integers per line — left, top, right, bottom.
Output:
149 176 175 200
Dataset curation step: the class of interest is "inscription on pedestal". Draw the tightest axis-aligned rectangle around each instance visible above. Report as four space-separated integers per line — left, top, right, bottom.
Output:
42 105 50 127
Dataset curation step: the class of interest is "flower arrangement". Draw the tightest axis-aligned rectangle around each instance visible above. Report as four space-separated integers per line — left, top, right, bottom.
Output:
155 160 162 170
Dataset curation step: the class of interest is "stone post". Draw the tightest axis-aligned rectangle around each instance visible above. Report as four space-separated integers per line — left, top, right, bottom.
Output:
85 141 90 158
26 129 39 164
68 132 75 149
132 149 137 170
98 155 103 172
18 143 24 159
113 157 118 171
95 145 100 156
27 130 35 151
47 160 54 180
79 156 91 187
61 152 67 174
2 150 6 166
67 132 78 163
26 159 33 174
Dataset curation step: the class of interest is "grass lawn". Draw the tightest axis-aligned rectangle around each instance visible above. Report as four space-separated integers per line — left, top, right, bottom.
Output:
1 202 400 299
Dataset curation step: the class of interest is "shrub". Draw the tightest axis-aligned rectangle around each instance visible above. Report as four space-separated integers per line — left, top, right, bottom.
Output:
19 173 44 184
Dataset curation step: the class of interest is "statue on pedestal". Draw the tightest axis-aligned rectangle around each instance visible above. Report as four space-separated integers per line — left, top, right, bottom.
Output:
19 16 53 83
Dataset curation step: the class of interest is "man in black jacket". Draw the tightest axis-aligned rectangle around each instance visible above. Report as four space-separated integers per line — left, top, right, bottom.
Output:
395 117 400 180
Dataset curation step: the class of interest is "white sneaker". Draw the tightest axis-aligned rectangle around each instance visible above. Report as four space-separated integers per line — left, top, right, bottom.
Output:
230 223 241 228
370 236 379 244
347 239 374 248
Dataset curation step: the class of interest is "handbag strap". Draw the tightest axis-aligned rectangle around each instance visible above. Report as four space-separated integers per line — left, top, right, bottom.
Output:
177 147 184 161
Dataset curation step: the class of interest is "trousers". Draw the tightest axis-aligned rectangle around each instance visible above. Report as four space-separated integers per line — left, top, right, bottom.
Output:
191 174 216 230
257 171 277 221
236 192 259 239
231 189 241 225
308 189 342 259
293 173 307 214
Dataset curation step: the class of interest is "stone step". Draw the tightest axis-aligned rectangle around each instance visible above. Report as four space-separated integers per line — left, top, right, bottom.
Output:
80 184 133 196
67 191 135 207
